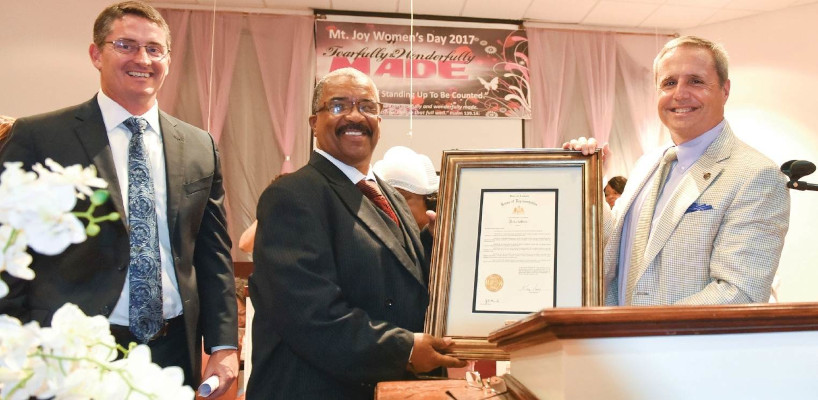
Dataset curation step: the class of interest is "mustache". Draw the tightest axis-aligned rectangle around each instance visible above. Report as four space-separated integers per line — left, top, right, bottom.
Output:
335 122 372 137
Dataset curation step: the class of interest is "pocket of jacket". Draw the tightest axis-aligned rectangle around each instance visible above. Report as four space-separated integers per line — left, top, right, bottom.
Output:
184 174 212 195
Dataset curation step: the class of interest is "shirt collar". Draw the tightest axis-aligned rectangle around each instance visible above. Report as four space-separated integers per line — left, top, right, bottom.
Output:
674 119 725 172
96 90 161 136
314 148 374 184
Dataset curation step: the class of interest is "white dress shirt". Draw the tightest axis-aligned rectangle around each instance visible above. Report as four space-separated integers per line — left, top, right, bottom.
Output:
97 91 184 324
315 148 376 183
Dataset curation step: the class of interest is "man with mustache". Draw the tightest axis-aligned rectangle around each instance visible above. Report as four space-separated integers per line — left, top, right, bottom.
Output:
247 68 465 399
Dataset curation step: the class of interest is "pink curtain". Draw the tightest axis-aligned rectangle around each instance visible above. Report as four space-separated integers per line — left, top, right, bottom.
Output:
156 9 190 116
189 11 242 143
526 27 664 177
617 48 663 154
574 32 616 145
248 15 314 174
528 30 576 148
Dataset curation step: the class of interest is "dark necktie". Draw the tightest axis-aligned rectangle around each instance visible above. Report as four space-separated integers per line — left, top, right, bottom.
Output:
625 146 678 304
357 179 400 226
123 116 163 343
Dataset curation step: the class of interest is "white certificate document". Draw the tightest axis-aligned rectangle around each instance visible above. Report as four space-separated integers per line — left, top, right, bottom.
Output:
472 190 557 313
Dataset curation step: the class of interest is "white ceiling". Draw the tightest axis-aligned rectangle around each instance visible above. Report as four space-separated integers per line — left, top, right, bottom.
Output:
149 0 818 30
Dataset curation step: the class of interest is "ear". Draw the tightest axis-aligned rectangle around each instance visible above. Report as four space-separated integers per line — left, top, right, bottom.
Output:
722 79 731 102
374 116 382 141
89 43 103 70
308 114 317 135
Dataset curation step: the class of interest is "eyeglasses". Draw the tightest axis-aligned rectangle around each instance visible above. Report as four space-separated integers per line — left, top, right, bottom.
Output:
106 38 169 61
316 98 383 117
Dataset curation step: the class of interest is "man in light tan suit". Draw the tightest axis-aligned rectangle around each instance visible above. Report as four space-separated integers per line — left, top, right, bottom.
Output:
567 36 790 306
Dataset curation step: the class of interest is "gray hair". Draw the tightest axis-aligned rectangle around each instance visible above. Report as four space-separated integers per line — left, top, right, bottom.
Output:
312 68 379 113
653 35 729 87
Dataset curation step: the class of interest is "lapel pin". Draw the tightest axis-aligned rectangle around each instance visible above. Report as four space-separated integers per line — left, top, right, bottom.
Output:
703 172 711 180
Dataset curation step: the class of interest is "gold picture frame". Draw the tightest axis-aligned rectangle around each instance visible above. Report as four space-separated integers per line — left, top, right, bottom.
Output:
425 149 603 360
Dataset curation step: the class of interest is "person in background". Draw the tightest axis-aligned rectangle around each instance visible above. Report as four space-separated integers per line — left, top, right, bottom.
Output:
238 221 258 254
565 35 789 306
0 2 238 394
0 115 15 152
373 146 440 267
234 277 248 362
373 146 439 229
604 175 628 208
247 68 465 399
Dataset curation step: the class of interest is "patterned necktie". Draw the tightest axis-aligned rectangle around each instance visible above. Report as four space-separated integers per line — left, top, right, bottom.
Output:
123 117 163 343
625 146 678 305
357 179 400 226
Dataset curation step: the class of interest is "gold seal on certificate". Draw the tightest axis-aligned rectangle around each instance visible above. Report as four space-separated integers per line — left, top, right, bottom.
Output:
485 274 504 292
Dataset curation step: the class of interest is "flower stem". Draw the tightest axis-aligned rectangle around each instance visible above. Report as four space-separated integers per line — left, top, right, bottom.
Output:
30 343 159 399
2 227 20 253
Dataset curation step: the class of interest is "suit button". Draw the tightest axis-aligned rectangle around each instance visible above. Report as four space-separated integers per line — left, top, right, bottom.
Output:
385 298 394 308
100 305 111 315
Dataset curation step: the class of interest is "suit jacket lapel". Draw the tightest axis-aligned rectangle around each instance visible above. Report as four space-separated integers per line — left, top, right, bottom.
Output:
160 111 184 244
73 97 127 226
604 151 664 273
642 124 734 264
310 153 426 287
378 175 425 267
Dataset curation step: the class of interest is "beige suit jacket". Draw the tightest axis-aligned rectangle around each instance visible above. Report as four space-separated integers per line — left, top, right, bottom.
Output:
603 123 790 306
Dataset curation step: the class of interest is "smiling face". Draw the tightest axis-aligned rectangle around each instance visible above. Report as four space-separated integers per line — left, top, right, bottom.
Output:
89 14 169 115
655 45 730 145
309 73 381 174
604 184 621 208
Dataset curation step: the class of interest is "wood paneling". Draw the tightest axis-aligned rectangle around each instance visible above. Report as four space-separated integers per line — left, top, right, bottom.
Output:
489 303 818 352
234 261 254 278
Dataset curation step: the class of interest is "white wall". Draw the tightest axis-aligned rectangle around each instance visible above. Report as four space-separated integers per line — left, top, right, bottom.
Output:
377 117 524 169
0 0 110 117
685 2 818 302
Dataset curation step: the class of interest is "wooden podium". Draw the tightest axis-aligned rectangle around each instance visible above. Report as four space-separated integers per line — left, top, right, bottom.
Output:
488 303 818 399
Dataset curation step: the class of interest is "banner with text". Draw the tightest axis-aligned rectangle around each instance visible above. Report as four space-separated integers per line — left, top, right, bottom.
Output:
315 21 530 118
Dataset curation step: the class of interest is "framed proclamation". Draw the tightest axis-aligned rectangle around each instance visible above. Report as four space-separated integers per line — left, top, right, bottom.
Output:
425 149 603 360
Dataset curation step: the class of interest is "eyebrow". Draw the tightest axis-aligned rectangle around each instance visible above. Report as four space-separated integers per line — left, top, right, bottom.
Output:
117 38 166 46
328 96 376 102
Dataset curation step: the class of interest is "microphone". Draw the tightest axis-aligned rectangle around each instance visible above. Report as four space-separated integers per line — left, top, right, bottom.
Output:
780 160 795 177
790 160 816 181
781 160 818 191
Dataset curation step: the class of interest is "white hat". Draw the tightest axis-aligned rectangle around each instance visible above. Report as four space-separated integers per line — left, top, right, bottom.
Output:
373 146 439 195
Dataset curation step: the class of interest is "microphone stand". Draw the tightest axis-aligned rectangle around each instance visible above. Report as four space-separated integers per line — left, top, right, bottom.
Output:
787 180 818 191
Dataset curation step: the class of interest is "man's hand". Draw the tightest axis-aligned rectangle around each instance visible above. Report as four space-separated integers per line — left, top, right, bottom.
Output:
201 348 239 397
426 210 437 238
562 136 610 162
407 333 467 373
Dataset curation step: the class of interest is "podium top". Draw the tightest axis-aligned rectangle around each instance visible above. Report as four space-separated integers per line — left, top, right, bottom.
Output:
489 303 818 352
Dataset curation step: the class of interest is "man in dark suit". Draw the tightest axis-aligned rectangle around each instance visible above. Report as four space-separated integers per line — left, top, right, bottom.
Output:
0 2 238 395
247 68 465 399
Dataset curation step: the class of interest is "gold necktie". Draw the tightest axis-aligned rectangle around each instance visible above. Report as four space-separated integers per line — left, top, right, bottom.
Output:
625 147 678 305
